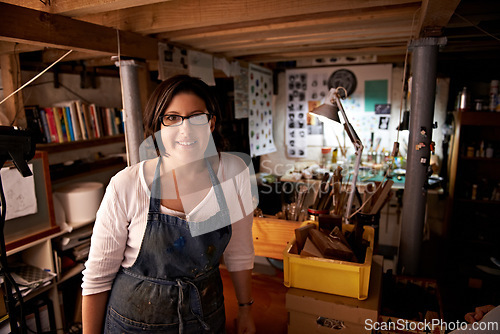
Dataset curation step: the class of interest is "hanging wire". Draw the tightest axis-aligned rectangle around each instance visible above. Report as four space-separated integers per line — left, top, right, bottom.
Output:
0 50 73 109
454 12 500 43
395 8 420 146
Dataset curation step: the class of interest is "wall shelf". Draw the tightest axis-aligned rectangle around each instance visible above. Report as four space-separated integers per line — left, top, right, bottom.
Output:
36 134 125 154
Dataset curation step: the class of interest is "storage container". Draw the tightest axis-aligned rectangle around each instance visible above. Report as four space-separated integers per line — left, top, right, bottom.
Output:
54 181 104 228
283 221 374 300
287 255 383 334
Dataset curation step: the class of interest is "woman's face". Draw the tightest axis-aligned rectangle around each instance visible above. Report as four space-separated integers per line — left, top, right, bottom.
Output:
159 92 215 164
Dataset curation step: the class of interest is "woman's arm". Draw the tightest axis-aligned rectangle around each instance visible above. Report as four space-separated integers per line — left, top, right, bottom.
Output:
82 291 110 334
229 269 255 334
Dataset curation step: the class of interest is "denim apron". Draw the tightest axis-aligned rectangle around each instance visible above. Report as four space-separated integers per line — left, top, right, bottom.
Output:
104 158 232 334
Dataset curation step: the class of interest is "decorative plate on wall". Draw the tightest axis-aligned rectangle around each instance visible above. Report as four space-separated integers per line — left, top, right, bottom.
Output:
328 69 357 98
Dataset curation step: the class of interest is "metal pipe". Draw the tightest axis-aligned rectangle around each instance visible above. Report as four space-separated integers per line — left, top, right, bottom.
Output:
116 60 144 166
398 37 446 275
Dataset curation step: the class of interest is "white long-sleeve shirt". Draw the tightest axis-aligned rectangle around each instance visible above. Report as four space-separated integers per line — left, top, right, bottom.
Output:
82 153 255 296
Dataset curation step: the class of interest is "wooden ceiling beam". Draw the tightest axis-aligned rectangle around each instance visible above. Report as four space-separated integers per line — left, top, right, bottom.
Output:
77 0 420 34
0 41 43 55
157 3 420 41
168 15 414 49
1 0 169 17
0 3 158 60
205 30 412 55
240 46 407 63
417 0 461 37
41 49 113 63
222 37 409 58
188 20 413 50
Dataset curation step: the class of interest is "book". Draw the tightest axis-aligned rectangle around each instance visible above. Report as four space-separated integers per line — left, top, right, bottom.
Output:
97 106 107 136
39 108 52 143
75 100 88 140
107 108 118 135
63 106 75 141
89 103 101 138
99 106 109 136
53 106 68 142
115 108 124 134
43 107 59 143
82 103 95 140
68 100 82 141
24 105 47 144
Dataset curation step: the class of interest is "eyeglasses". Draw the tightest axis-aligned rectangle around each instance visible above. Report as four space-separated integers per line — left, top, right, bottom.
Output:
159 113 213 127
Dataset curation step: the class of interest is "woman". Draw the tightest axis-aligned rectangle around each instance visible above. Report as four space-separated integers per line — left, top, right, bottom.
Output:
82 75 256 333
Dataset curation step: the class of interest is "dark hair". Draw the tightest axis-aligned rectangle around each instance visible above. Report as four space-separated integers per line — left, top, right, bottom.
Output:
143 75 226 151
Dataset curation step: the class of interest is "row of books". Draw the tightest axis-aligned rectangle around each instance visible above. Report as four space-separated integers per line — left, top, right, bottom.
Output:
25 101 124 144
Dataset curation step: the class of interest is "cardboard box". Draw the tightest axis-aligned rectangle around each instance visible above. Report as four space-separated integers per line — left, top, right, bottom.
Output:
286 255 383 333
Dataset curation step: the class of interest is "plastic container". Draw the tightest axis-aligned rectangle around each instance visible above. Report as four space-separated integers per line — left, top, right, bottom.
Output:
54 182 104 228
283 220 374 300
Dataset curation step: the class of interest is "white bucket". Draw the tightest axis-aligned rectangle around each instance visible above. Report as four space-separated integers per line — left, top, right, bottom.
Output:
55 182 104 228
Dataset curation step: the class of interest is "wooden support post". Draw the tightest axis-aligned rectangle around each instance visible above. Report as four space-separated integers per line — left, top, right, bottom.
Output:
0 53 25 127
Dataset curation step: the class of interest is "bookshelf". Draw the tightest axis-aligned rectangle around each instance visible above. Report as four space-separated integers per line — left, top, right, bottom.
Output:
445 111 500 301
37 134 125 154
2 133 126 332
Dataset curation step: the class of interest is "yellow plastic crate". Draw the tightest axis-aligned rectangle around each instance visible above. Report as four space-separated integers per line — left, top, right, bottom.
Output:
283 221 374 300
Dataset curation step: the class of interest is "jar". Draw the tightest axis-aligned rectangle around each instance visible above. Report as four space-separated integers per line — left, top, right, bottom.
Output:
307 207 330 221
474 99 484 111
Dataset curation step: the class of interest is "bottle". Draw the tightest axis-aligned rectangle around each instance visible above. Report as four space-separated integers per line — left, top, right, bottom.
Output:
490 80 498 112
486 144 494 158
367 132 374 162
459 87 470 111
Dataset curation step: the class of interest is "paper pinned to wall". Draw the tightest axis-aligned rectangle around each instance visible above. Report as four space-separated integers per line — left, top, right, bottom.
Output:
248 63 276 157
188 50 215 86
234 67 249 119
285 71 309 158
365 80 388 112
1 165 37 221
157 43 188 81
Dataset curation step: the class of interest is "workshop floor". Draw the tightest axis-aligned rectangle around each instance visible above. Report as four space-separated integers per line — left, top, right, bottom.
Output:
222 260 288 334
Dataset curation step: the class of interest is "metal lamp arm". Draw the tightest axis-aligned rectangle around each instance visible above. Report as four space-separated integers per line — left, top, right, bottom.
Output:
331 90 362 150
330 89 364 221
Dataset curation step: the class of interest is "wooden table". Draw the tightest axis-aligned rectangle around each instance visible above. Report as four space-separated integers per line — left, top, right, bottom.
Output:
252 216 301 260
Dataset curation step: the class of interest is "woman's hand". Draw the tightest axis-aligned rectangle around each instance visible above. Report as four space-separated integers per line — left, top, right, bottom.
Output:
464 304 496 323
237 305 256 334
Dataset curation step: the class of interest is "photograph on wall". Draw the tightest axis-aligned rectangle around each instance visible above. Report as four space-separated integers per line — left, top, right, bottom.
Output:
248 64 276 157
379 116 390 130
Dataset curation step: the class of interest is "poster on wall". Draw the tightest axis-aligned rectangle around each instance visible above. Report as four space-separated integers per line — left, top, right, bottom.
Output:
286 64 392 153
248 64 276 157
285 72 309 157
157 43 188 81
234 67 249 119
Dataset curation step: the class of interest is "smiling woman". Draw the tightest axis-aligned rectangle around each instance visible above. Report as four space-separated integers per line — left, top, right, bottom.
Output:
157 91 216 166
81 75 256 334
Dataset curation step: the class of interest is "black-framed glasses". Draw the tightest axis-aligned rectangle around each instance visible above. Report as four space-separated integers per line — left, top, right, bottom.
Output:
159 113 213 127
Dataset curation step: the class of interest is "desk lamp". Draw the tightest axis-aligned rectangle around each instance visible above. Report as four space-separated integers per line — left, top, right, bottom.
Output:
310 87 364 222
